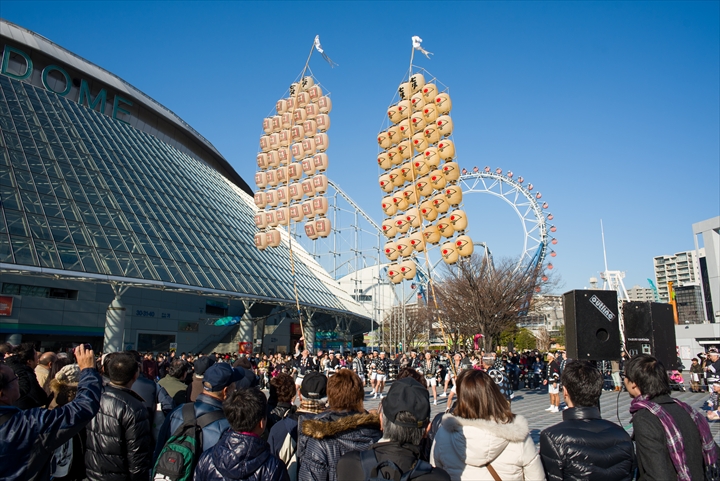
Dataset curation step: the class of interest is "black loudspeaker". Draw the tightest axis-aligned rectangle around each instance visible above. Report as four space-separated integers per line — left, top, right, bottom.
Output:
623 302 677 369
563 290 621 361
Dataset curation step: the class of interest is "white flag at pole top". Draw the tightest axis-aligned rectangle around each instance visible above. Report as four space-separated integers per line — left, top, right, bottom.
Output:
314 35 338 67
412 36 433 59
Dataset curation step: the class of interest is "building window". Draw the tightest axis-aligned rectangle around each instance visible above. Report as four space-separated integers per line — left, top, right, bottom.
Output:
205 299 228 316
1 282 78 300
137 333 176 352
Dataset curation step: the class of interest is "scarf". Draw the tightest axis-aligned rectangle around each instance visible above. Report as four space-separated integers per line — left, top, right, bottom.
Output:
299 399 326 414
630 395 718 481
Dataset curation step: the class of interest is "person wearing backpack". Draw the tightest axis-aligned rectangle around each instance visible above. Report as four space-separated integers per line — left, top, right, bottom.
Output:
336 378 450 481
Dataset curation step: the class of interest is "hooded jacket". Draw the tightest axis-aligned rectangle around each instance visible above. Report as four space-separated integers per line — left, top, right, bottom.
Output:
297 411 382 481
430 413 545 481
539 406 635 481
194 430 290 481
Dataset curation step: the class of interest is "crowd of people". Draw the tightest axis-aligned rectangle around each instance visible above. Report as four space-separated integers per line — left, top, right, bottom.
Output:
0 339 718 481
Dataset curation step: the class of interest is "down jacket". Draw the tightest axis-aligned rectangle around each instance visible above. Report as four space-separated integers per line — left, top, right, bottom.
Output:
194 430 289 481
430 413 545 481
297 411 382 481
539 406 635 481
84 384 152 481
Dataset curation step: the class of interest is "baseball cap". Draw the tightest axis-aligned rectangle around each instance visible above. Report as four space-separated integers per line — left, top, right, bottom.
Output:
203 363 243 392
193 356 215 376
381 378 430 428
300 371 327 399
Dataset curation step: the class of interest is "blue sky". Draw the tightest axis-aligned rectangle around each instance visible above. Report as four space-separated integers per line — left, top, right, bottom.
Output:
2 1 718 293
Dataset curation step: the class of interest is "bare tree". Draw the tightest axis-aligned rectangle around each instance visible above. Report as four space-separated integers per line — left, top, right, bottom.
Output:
380 303 431 353
535 327 552 352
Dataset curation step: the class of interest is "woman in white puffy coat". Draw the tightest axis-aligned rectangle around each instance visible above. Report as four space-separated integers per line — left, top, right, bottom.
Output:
430 369 545 481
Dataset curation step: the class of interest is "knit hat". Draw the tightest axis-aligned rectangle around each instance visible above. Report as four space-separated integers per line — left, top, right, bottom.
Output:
300 371 327 399
193 356 215 376
55 364 81 383
381 378 430 428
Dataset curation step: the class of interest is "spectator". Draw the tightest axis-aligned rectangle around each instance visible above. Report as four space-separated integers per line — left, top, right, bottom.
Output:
543 353 561 412
188 355 215 402
481 355 513 403
85 351 152 481
4 342 48 409
625 354 719 480
0 342 13 361
142 352 158 380
690 358 703 393
34 351 56 394
127 351 172 444
297 369 381 481
0 344 100 481
158 358 189 406
268 373 297 433
47 363 86 480
194 387 290 481
430 369 544 481
157 354 169 379
540 361 635 480
337 377 450 481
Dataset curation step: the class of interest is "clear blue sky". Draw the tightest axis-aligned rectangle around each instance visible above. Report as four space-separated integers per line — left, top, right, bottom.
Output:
2 1 718 293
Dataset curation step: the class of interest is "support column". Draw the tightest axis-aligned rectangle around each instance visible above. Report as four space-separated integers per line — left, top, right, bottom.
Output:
6 333 21 345
304 322 316 354
104 296 126 353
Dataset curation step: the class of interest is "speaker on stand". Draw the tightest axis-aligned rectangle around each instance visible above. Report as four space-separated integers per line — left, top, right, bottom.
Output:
563 289 621 361
622 301 677 369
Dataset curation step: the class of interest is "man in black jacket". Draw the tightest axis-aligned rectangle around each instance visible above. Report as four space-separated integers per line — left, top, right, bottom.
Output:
85 351 152 481
539 361 635 481
4 342 48 410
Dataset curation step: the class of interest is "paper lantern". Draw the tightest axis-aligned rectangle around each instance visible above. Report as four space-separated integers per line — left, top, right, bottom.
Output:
301 179 315 198
254 232 268 250
437 140 455 161
260 136 271 152
289 204 304 222
400 162 415 183
291 142 306 160
303 119 317 136
386 170 401 189
307 84 322 102
315 218 331 238
265 210 278 228
379 173 394 193
254 192 267 209
289 182 303 201
271 116 282 133
296 91 310 108
423 224 441 244
442 161 460 182
422 84 439 104
429 169 447 190
304 221 319 240
389 100 411 124
267 229 282 247
265 189 279 207
402 187 417 207
313 153 329 172
448 209 468 232
400 259 417 279
424 123 440 145
384 241 400 261
301 200 314 218
398 119 411 139
423 147 441 169
410 91 426 112
396 237 413 257
314 133 329 152
305 103 319 120
405 207 421 228
412 131 428 152
422 104 438 123
455 235 474 257
432 192 450 213
254 213 268 229
387 147 402 166
278 129 291 147
440 241 459 264
390 168 405 187
265 169 278 187
381 196 398 217
378 151 393 170
397 82 412 100
312 196 329 216
436 217 455 238
435 93 452 115
291 125 305 142
257 152 269 170
312 175 329 194
293 107 307 124
269 133 280 150
436 115 453 137
267 150 280 168
378 131 392 150
392 193 409 211
289 82 301 96
284 97 295 111
276 99 288 115
318 96 332 113
300 76 314 90
262 117 273 134
301 138 316 156
419 200 437 221
410 111 427 131
409 231 425 252
316 114 331 132
397 140 412 160
277 147 291 164
387 125 401 146
276 167 287 185
412 155 431 177
281 112 292 129
409 72 425 92
394 214 411 234
288 162 303 181
255 172 267 189
445 185 463 206
416 176 433 197
388 264 404 284
382 218 398 237
276 186 289 206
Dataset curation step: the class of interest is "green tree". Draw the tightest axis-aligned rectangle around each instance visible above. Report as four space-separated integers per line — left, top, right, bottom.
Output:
515 328 537 351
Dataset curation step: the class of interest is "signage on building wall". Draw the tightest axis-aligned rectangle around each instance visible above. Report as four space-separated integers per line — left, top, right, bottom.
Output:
0 44 133 124
238 342 252 354
290 323 302 336
0 296 13 316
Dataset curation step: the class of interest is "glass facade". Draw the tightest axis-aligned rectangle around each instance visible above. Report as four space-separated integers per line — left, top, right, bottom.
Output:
0 70 364 318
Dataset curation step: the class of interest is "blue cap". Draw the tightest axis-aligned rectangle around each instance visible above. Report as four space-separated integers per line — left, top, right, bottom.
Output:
202 363 243 392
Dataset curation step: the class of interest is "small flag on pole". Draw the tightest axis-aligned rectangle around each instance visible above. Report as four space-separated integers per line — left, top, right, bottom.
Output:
412 36 433 59
314 35 338 67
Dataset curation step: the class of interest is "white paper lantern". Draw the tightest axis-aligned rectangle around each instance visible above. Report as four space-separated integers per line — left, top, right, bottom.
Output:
437 140 455 161
397 82 411 100
313 153 329 172
291 125 305 143
388 100 411 124
423 147 441 169
396 237 413 258
382 196 398 217
291 142 306 160
409 231 425 252
394 214 411 234
276 99 288 115
436 115 453 137
289 182 303 201
312 196 329 216
307 85 323 102
390 168 405 187
429 169 447 190
260 136 271 152
378 131 392 150
442 161 460 182
422 83 438 103
265 210 278 228
401 185 417 205
378 151 393 170
289 204 304 222
388 264 404 284
400 259 416 279
296 91 310 108
318 96 332 113
456 235 474 257
387 125 401 146
432 192 450 213
305 103 319 120
304 221 319 240
281 112 292 129
277 147 291 165
422 104 438 123
384 241 400 261
276 186 289 205
254 213 268 229
434 93 452 115
392 192 409 212
302 138 316 156
440 241 459 264
254 192 267 209
405 206 421 228
387 147 402 166
303 120 317 136
413 155 431 177
436 216 455 238
265 189 279 207
302 200 314 218
444 185 463 206
410 91 426 112
424 123 440 145
379 173 394 193
288 162 303 181
278 129 291 147
257 152 269 170
409 73 425 93
419 200 437 221
271 116 282 133
397 140 412 160
255 172 267 189
293 107 308 124
412 131 428 152
301 179 315 198
276 207 290 226
316 114 331 132
267 150 280 168
410 111 427 131
314 133 329 152
263 117 273 134
300 76 314 90
315 218 331 238
416 176 433 197
265 169 278 187
423 224 441 245
312 174 329 194
382 218 398 237
255 232 268 250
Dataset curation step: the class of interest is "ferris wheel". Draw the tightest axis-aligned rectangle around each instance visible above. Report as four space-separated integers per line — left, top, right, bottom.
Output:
459 166 557 277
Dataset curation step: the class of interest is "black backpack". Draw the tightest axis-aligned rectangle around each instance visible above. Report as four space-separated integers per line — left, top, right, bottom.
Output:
359 449 433 481
152 403 224 481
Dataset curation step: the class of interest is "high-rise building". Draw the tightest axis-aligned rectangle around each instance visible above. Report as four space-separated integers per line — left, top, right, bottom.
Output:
653 249 704 302
693 217 719 323
627 285 656 302
0 20 371 353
